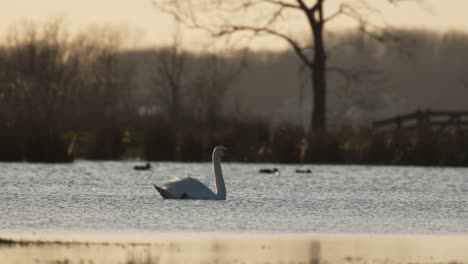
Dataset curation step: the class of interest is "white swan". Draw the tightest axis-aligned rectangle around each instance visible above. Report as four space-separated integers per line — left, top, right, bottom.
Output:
153 146 227 200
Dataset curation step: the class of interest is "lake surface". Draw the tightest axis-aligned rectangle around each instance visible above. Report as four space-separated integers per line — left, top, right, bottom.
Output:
0 162 467 235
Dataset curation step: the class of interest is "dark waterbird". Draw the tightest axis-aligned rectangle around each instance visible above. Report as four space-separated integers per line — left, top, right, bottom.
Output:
259 168 279 174
134 163 151 171
295 169 312 174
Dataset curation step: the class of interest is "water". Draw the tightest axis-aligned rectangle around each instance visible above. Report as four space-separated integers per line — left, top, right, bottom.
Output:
0 162 467 235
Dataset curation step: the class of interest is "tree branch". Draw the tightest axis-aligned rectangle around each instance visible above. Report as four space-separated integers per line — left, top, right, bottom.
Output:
323 3 354 23
310 0 325 13
264 0 302 10
295 0 310 11
264 5 287 28
216 25 313 68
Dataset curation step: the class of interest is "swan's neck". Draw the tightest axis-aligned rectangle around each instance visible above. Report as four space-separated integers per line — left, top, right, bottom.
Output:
212 154 226 200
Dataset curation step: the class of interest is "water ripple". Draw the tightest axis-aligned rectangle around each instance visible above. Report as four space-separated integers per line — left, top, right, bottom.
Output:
0 162 467 234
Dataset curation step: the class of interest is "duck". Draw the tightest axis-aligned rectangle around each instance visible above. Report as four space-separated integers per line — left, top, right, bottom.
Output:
295 169 312 173
259 168 279 174
153 146 228 200
134 163 151 171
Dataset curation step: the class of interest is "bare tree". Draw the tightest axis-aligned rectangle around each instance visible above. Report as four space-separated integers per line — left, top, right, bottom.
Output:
0 18 80 161
2 19 79 127
73 26 134 124
154 0 422 132
0 18 134 160
72 26 134 159
188 53 242 122
152 28 187 120
151 22 245 122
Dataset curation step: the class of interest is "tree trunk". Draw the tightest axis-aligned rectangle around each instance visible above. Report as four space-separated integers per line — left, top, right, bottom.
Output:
311 48 326 133
171 86 180 120
309 5 327 133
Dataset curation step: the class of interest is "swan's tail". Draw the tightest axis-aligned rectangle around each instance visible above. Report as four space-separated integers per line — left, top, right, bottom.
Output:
153 184 169 199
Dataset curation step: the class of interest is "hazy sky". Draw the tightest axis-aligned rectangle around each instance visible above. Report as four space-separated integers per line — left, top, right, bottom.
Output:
1 0 467 50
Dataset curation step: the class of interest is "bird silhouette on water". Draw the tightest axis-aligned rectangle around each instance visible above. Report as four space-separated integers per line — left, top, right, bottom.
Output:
134 163 151 171
295 169 311 173
259 168 279 174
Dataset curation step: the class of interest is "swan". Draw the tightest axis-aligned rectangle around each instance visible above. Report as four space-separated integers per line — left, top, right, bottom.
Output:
153 146 227 200
134 163 151 171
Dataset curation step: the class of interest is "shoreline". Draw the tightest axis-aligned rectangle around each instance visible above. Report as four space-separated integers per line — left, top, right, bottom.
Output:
1 232 468 264
3 230 468 243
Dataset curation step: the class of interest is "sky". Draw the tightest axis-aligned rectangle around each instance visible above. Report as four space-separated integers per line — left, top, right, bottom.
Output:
1 0 468 50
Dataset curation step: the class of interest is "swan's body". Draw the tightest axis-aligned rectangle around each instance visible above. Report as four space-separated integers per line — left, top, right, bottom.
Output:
153 146 227 200
154 177 216 199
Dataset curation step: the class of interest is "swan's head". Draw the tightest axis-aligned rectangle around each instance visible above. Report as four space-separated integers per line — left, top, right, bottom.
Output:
213 146 228 158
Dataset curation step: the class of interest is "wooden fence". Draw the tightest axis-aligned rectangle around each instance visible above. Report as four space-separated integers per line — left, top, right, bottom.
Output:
372 109 468 130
